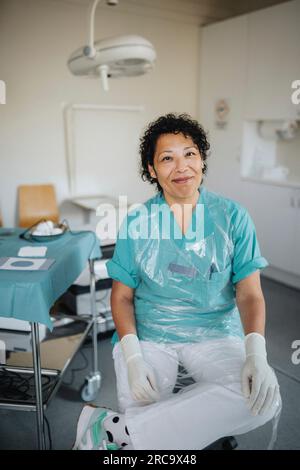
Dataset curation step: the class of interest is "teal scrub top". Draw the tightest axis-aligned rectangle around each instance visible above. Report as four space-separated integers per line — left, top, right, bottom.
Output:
107 186 268 344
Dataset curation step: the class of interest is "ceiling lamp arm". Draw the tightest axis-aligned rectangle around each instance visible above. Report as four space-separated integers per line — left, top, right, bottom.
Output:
84 0 101 59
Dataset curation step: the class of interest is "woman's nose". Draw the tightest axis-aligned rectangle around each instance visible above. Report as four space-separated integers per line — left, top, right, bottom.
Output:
175 157 188 172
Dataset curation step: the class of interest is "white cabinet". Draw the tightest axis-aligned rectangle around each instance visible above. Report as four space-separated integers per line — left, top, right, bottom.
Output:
199 15 247 194
243 181 300 275
245 0 300 120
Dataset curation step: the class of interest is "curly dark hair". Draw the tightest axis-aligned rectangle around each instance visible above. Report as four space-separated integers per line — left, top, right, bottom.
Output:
139 113 210 192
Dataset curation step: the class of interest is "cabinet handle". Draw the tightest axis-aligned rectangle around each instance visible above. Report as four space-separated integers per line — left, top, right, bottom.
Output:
291 196 295 208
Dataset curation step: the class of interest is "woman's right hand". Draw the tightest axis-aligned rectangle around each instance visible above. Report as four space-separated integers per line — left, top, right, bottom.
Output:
121 334 160 403
127 355 160 403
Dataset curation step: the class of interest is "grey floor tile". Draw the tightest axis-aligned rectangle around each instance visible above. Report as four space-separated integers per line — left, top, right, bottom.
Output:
262 276 300 381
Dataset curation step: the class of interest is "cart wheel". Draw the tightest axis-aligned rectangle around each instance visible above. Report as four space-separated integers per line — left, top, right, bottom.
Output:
81 383 97 402
80 372 102 402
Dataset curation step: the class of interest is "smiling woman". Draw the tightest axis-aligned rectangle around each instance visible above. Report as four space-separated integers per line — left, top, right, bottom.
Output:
140 114 209 235
75 113 281 451
149 133 203 201
140 113 210 195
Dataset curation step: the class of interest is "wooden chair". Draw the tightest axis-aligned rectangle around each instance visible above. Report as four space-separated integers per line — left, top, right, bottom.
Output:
18 184 59 228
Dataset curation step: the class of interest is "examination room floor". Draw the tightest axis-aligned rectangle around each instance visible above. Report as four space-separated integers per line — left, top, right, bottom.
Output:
0 276 299 450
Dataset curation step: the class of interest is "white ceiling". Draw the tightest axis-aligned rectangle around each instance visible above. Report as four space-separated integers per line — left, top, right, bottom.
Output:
53 0 290 26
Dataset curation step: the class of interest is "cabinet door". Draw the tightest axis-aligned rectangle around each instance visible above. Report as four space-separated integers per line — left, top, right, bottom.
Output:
243 182 296 273
199 15 247 194
245 1 300 120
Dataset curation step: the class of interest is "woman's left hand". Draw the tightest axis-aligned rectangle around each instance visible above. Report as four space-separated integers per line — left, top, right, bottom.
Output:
241 333 280 416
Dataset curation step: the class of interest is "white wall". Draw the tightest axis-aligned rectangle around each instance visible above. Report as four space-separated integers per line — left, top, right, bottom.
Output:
0 0 201 226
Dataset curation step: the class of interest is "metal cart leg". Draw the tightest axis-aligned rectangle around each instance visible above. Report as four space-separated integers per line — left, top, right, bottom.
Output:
31 322 46 450
90 259 99 375
81 259 102 402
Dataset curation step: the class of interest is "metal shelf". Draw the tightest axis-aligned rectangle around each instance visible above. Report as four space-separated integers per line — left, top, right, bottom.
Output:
0 316 94 412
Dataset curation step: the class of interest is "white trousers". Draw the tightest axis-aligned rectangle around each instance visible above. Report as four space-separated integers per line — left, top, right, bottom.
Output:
113 338 279 450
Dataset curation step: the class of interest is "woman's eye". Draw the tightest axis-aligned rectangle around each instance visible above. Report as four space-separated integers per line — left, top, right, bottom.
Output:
185 152 196 157
161 156 172 162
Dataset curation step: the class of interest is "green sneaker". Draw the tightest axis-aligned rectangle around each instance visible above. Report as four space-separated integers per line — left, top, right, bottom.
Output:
73 405 121 450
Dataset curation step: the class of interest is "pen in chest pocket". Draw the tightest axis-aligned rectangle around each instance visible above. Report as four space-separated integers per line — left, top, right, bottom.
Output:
208 262 218 280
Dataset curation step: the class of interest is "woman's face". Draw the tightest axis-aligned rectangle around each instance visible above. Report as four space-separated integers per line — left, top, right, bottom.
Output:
148 132 203 202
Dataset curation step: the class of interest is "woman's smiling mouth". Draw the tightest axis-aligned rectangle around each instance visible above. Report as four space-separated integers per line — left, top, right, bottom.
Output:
172 176 194 184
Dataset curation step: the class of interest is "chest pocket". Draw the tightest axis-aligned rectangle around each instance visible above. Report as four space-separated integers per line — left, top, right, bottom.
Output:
202 264 234 307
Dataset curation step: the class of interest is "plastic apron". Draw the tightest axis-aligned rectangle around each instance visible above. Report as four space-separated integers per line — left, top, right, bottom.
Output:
128 190 244 343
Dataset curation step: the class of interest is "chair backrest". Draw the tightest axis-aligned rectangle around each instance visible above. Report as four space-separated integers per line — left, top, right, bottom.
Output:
18 184 59 228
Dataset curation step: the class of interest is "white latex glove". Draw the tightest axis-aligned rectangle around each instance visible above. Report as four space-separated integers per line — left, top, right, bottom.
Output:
242 333 280 416
120 334 160 403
